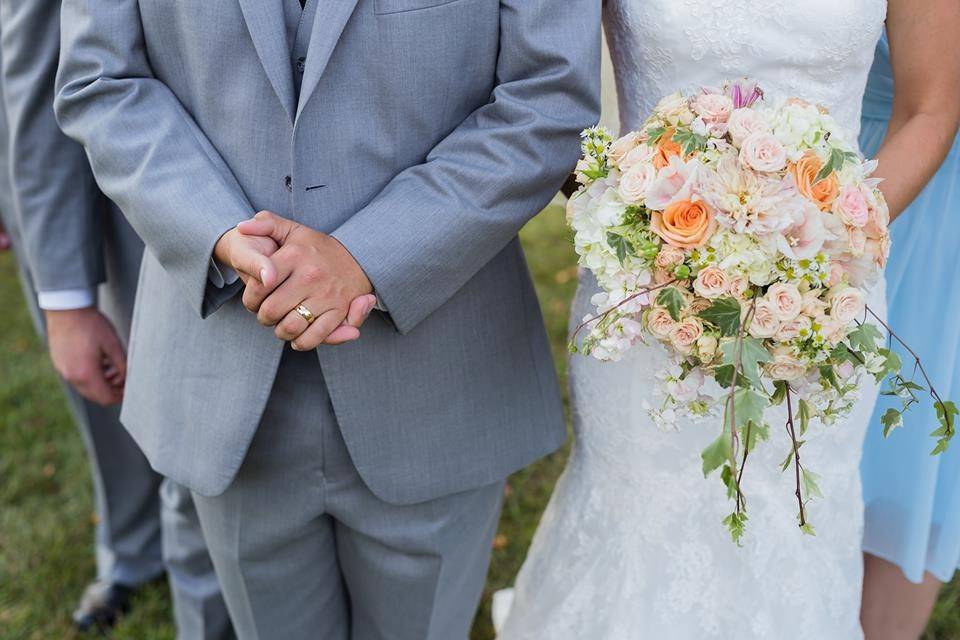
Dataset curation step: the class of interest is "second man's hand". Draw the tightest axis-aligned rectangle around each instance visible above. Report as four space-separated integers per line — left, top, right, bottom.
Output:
236 211 376 350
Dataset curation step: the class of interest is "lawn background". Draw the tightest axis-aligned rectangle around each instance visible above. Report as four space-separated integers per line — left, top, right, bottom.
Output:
2 204 960 639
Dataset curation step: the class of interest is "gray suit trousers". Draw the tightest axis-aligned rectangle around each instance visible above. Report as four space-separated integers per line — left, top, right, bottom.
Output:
193 348 504 640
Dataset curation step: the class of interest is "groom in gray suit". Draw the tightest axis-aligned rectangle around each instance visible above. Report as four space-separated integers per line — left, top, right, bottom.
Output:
56 0 600 637
0 1 232 636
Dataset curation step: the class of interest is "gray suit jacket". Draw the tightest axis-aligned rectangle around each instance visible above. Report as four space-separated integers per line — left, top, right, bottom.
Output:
56 0 601 504
0 0 141 335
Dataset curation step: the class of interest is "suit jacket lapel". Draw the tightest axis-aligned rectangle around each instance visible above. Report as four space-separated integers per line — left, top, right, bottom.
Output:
295 0 362 122
237 0 297 122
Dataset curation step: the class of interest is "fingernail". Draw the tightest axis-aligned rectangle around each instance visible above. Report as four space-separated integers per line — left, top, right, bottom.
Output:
291 343 300 351
260 268 268 283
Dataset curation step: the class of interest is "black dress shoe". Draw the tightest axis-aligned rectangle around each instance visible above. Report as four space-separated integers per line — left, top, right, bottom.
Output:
72 580 136 634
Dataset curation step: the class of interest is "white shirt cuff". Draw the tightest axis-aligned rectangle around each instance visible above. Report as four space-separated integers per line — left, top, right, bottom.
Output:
208 259 241 288
37 288 97 311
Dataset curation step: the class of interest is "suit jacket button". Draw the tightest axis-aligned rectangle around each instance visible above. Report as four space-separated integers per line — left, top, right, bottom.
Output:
296 57 305 74
284 175 293 192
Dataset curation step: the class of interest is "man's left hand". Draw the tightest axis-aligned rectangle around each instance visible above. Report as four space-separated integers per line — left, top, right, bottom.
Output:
237 211 374 350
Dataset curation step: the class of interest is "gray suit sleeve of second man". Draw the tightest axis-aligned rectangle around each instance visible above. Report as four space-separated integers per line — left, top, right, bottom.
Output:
331 0 601 335
53 0 255 318
0 0 105 295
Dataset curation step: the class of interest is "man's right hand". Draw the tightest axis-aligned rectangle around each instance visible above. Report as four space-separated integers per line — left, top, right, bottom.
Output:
45 307 127 406
213 222 281 288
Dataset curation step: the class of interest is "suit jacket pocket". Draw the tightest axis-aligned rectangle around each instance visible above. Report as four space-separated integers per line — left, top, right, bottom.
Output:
374 0 463 15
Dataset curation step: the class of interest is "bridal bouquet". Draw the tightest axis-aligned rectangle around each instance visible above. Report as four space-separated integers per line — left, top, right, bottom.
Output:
568 79 956 541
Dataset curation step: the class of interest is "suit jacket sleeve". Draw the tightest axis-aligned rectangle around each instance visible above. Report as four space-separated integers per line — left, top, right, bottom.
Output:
54 0 254 317
0 0 104 296
331 0 601 335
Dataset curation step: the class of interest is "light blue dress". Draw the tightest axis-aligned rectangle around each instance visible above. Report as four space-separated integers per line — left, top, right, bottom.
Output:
859 34 960 584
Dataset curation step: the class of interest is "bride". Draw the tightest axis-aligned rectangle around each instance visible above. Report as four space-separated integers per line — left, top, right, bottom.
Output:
495 1 960 638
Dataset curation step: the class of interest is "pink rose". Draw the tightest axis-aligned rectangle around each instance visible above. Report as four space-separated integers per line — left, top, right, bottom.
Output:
669 317 705 355
619 143 657 173
817 315 849 346
654 245 685 269
646 306 676 339
833 185 869 228
848 227 867 256
827 261 846 287
765 282 802 321
609 133 639 167
828 286 866 324
619 163 656 204
766 346 807 382
727 108 770 147
739 132 787 172
801 289 828 316
693 93 734 124
646 156 702 210
774 315 812 342
693 266 729 299
747 299 781 339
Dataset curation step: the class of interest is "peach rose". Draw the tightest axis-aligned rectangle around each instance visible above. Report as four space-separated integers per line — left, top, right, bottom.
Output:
693 266 729 299
669 317 705 355
765 282 802 321
653 127 683 169
766 346 807 382
650 199 717 250
688 297 713 314
833 185 869 228
747 299 781 339
829 286 866 324
790 151 840 211
654 245 685 269
646 306 676 339
619 163 656 204
609 133 640 167
739 132 787 172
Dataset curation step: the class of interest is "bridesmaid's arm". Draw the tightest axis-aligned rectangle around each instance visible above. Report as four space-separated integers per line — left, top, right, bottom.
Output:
875 0 960 221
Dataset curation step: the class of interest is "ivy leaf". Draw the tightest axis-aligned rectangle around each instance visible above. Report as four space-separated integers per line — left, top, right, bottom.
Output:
742 421 769 452
714 364 749 389
800 522 817 536
646 126 667 144
606 232 634 265
720 464 737 500
673 129 708 157
931 401 959 455
797 398 812 436
820 365 842 393
724 387 767 433
720 336 771 389
770 380 789 406
701 433 733 477
881 408 903 437
656 287 686 322
814 148 845 183
699 297 742 337
779 440 806 473
802 469 824 500
847 323 882 353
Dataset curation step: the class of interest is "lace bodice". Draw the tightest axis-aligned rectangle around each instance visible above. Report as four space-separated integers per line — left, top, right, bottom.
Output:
604 0 887 137
495 3 888 638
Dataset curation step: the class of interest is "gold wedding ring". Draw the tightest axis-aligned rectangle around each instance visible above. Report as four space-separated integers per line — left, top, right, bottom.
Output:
295 304 316 325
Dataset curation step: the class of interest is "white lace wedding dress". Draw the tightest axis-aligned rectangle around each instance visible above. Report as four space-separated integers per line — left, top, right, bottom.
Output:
494 2 888 638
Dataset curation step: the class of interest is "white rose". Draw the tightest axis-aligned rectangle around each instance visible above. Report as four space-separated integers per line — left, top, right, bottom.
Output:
727 108 771 147
618 163 656 204
739 132 787 172
765 282 803 321
747 299 781 339
619 143 657 173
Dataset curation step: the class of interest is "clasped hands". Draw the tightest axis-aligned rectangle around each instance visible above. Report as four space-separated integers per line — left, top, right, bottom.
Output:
214 211 378 350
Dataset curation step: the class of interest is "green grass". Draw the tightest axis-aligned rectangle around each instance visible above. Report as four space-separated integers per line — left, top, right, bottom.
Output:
0 205 958 639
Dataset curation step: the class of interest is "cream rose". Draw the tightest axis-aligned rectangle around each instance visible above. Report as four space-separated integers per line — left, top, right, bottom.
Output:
774 315 812 342
829 286 866 324
727 274 750 299
739 132 787 172
765 282 803 321
766 346 807 382
619 143 657 173
727 108 771 147
747 299 781 339
693 266 729 299
801 289 828 316
646 306 676 339
654 245 685 269
669 318 705 355
618 163 656 204
609 133 639 167
696 334 720 362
